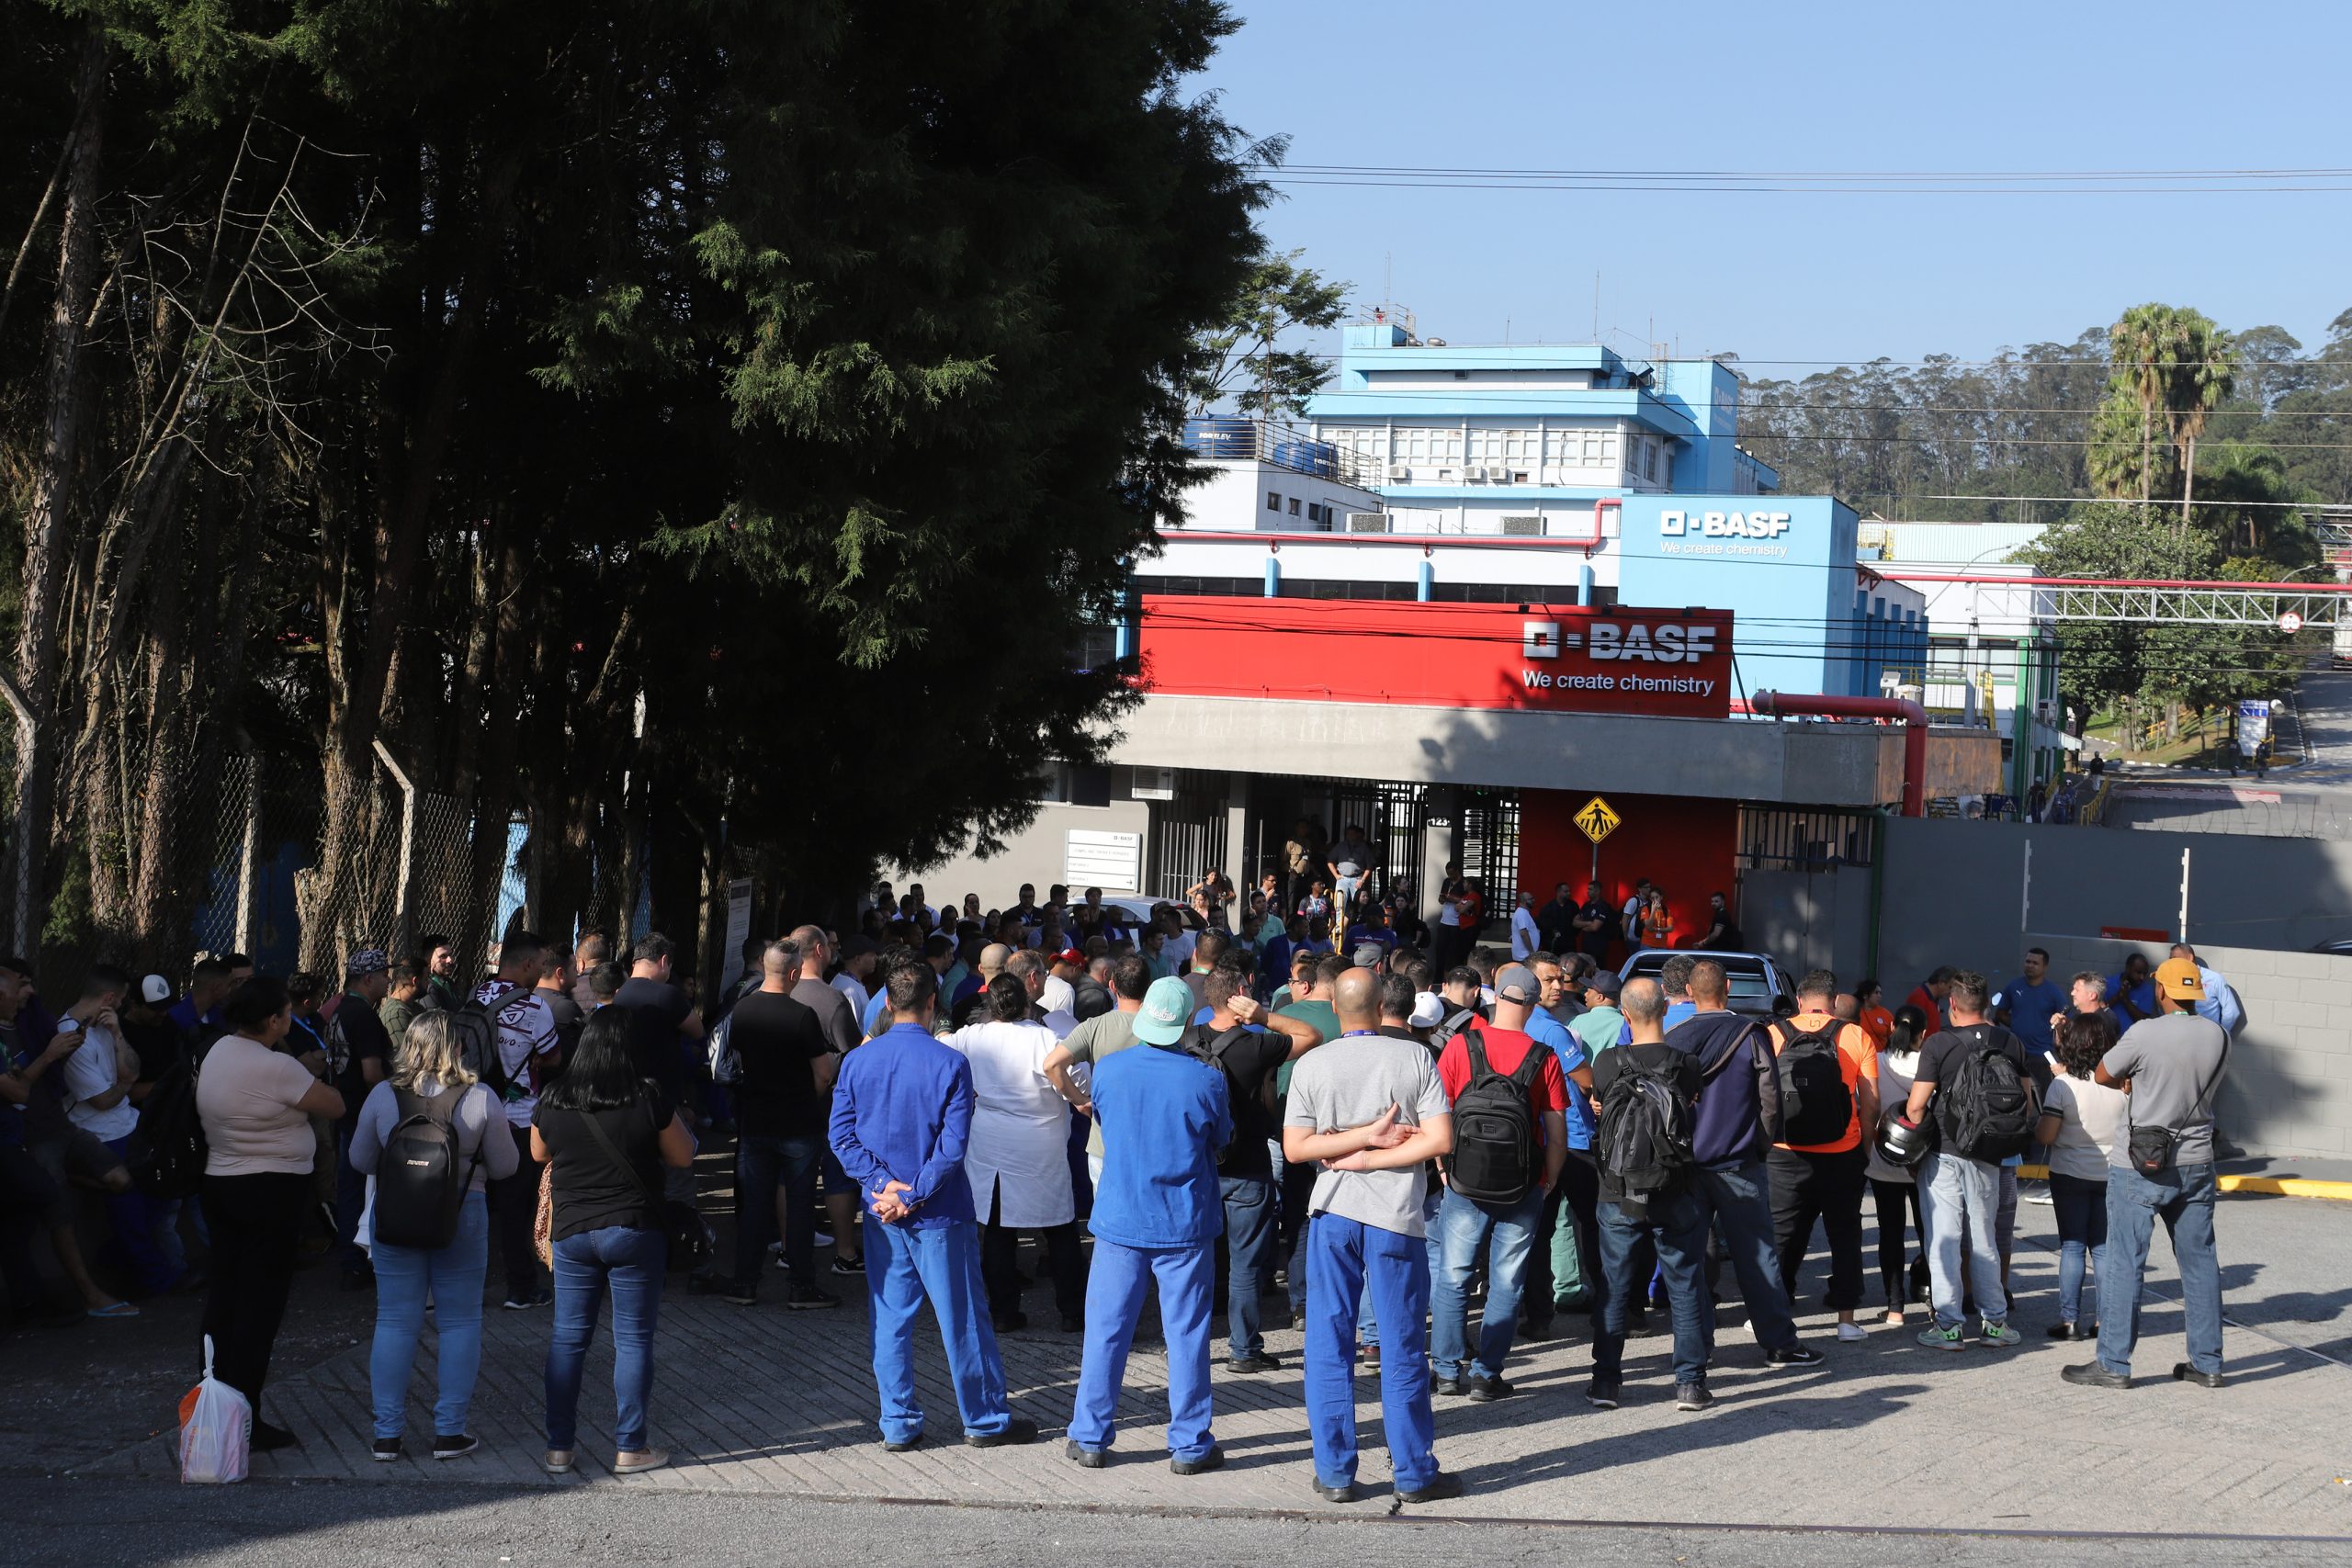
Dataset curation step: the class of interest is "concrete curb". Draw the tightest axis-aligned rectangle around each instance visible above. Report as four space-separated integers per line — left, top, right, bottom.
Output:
2018 1164 2352 1201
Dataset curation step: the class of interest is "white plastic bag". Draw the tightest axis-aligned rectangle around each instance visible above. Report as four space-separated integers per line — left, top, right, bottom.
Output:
179 1334 251 1483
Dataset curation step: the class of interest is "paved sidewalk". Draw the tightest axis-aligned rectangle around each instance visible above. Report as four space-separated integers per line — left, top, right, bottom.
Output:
76 1195 2352 1537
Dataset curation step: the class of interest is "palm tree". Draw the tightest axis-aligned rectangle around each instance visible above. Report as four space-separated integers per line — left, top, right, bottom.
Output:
2109 304 2180 505
2105 303 2236 530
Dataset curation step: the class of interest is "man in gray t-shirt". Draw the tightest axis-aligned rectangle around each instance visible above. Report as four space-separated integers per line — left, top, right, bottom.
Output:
1281 970 1458 1505
2064 956 2229 1392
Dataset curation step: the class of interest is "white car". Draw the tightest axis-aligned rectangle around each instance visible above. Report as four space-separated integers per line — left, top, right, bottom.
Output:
1616 947 1792 1019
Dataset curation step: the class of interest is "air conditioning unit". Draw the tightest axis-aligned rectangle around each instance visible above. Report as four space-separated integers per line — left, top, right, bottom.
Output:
1464 468 1487 483
2035 698 2056 723
1346 513 1391 533
1129 767 1177 802
1487 467 1512 483
1500 515 1544 537
1387 464 1411 481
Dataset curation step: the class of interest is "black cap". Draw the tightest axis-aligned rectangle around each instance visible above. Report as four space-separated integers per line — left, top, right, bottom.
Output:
1584 970 1622 1000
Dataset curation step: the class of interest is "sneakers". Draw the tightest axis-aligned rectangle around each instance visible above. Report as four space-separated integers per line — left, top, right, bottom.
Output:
720 1281 759 1306
1765 1343 1825 1367
432 1433 480 1461
1429 1371 1465 1397
829 1256 865 1277
1835 1321 1866 1343
1675 1381 1715 1412
502 1287 552 1311
2062 1361 2130 1389
1976 1319 2022 1348
2047 1321 2095 1341
1583 1379 1621 1410
784 1283 841 1311
613 1448 669 1475
1917 1322 1967 1352
1359 1343 1382 1374
371 1437 403 1462
1464 1376 1513 1403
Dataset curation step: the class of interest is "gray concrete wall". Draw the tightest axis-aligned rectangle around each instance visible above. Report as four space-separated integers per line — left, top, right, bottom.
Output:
899 798 1155 907
2024 932 2352 1161
1874 818 2352 987
1742 865 1872 985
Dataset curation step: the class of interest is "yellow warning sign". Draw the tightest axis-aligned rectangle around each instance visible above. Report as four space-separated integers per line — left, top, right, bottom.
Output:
1574 795 1622 844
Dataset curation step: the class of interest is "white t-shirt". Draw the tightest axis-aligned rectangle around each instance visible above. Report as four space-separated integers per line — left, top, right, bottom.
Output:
1510 907 1540 961
1163 931 1197 969
831 973 871 1019
2042 1068 2131 1181
473 980 560 1128
941 1019 1074 1228
1040 975 1076 1018
62 1024 138 1141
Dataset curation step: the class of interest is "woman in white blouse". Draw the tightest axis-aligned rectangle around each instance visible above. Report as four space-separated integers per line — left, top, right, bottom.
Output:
2034 1014 2131 1341
945 974 1081 1333
1864 1005 1929 1324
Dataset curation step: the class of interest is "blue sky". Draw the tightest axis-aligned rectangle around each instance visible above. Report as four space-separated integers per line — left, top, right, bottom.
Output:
1196 0 2352 369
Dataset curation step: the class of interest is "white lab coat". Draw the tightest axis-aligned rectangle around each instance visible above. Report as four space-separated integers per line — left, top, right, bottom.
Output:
943 1019 1075 1227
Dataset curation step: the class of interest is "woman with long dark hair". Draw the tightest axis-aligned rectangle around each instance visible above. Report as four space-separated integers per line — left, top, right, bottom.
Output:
1863 1004 1929 1325
195 976 345 1450
530 1007 695 1476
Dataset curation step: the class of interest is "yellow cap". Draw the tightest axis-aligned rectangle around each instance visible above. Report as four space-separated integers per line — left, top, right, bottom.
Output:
2154 955 2206 1001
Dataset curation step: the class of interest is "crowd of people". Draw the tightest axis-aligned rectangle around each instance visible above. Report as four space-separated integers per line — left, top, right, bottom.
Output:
0 872 2239 1490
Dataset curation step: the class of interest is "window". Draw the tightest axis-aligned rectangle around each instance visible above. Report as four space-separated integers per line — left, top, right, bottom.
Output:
1266 491 1281 512
1288 496 1303 515
1039 762 1113 808
1643 439 1658 481
1142 575 1262 597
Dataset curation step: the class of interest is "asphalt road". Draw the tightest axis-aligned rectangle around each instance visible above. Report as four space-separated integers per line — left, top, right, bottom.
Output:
6 1481 2350 1568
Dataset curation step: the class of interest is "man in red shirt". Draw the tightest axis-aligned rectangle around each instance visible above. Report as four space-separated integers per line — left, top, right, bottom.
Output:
1428 964 1567 1401
1905 966 1955 1038
1764 969 1883 1342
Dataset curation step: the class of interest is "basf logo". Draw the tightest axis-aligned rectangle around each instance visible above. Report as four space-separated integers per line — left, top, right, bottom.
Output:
1522 620 1561 659
1658 508 1793 558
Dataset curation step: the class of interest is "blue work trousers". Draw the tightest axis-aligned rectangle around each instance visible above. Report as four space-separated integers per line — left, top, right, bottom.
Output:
865 1218 1013 1446
1303 1214 1438 1494
1069 1238 1216 1461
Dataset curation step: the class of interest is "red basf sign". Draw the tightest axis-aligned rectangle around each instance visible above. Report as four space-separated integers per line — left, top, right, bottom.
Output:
1137 596 1734 718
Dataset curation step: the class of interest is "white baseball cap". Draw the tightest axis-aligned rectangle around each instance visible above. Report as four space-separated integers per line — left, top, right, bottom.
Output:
141 974 173 1005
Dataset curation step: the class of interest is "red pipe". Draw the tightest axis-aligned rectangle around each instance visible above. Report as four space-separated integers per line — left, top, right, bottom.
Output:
1747 690 1930 818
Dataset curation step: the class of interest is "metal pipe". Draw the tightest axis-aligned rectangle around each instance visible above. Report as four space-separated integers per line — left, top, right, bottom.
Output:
1750 689 1931 818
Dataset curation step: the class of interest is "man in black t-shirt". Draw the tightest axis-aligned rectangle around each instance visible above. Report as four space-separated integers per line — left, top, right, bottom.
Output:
1194 965 1321 1372
615 933 703 1204
1693 892 1742 952
1570 882 1617 968
330 950 395 1285
537 955 585 1057
1536 883 1581 958
724 941 839 1309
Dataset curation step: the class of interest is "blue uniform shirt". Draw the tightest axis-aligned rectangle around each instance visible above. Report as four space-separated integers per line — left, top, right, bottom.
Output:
1524 1010 1593 1150
826 1022 977 1229
2108 974 2158 1021
1087 1041 1231 1249
1995 976 2065 1055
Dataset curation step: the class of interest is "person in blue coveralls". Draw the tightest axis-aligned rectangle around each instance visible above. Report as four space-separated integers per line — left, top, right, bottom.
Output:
1281 967 1462 1505
1064 975 1233 1473
827 959 1038 1452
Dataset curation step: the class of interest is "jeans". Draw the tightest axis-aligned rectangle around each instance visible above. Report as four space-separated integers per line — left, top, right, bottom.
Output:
1279 1158 1318 1310
1304 1214 1439 1493
198 1172 310 1408
369 1189 490 1438
1430 1185 1544 1382
1069 1239 1216 1461
735 1133 822 1290
1690 1158 1800 1349
2098 1160 2222 1378
2049 1170 2108 1326
546 1224 665 1451
1870 1178 1922 1309
1918 1152 2006 1330
98 1134 180 1293
865 1218 1013 1445
334 1125 369 1274
492 1123 545 1302
1593 1188 1710 1386
1767 1145 1869 1312
1218 1174 1278 1359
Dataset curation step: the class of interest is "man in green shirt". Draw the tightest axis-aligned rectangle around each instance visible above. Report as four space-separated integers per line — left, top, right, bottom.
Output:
378 959 425 1043
1571 970 1625 1058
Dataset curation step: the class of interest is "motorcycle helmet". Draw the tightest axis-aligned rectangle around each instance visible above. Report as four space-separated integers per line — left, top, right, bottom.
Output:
1874 1107 1934 1169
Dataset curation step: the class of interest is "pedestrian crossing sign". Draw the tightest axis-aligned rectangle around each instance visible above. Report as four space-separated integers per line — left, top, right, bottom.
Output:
1574 795 1621 844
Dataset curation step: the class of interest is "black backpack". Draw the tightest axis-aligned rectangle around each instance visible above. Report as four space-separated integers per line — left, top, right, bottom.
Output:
1770 1019 1855 1146
1934 1025 2041 1162
1445 1024 1548 1204
126 1055 207 1200
449 986 528 1095
371 1087 479 1249
1596 1053 1695 1213
1429 1006 1480 1054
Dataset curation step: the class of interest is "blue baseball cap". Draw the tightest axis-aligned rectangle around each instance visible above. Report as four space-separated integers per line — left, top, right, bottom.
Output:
1135 976 1194 1046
